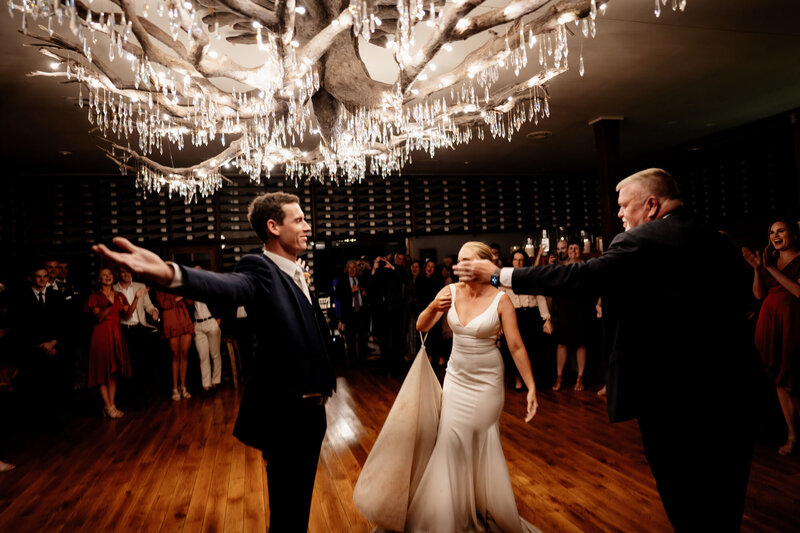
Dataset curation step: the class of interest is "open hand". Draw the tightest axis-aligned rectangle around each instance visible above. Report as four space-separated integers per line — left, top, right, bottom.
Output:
93 237 175 287
525 389 538 423
741 247 761 269
452 259 495 283
762 245 778 268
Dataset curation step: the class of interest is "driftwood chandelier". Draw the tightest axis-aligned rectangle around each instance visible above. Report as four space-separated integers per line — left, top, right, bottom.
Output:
9 0 684 201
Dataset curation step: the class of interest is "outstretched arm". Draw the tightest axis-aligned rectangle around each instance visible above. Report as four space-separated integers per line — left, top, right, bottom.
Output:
498 294 537 422
93 237 175 287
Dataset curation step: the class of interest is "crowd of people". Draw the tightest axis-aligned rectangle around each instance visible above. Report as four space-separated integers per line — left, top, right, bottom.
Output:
331 240 604 390
0 258 237 473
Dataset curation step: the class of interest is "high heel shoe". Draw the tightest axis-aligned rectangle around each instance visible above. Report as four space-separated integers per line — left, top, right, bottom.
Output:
552 376 562 392
103 405 123 419
171 388 181 401
181 387 191 399
574 375 585 392
779 436 797 456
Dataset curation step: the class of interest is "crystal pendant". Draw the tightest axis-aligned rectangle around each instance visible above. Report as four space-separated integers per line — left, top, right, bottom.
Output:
655 0 661 17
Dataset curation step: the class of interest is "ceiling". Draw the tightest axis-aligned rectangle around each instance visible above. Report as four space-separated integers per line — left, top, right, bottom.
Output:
1 0 799 178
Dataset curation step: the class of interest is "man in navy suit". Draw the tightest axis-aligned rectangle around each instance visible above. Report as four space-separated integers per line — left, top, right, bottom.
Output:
94 192 336 532
454 169 756 532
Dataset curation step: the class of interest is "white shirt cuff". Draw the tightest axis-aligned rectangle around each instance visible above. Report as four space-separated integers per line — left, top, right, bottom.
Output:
499 267 514 288
167 262 184 288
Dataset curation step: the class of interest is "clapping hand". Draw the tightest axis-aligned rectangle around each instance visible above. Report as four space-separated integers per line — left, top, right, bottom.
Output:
525 389 538 423
741 247 761 269
93 237 175 287
762 245 778 268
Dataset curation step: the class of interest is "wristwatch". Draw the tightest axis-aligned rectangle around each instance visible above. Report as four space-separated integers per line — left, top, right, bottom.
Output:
490 268 501 288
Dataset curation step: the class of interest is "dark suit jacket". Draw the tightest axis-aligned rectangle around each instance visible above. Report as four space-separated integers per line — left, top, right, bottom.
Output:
10 287 66 363
334 275 367 317
175 254 336 452
511 209 755 423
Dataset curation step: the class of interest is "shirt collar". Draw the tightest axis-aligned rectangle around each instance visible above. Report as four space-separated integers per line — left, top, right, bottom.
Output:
263 249 302 278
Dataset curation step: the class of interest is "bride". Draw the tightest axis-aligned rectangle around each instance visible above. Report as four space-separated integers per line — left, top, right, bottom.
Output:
360 241 539 532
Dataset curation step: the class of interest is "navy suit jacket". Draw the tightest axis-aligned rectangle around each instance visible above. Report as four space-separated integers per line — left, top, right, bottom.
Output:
176 254 336 452
511 209 756 423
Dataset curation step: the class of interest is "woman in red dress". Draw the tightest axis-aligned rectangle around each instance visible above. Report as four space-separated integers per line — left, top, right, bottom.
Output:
743 219 800 455
154 291 194 401
86 268 140 419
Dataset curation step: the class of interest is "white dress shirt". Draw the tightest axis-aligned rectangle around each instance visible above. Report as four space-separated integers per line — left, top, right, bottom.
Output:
116 283 140 326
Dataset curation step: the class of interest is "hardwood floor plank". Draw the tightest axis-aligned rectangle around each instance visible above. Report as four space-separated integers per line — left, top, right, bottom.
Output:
0 368 797 532
242 446 267 533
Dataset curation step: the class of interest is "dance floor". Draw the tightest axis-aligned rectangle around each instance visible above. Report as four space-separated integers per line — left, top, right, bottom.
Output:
0 367 798 532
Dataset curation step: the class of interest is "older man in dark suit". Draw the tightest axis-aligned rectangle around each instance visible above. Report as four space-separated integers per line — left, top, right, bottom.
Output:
94 192 336 532
454 169 756 532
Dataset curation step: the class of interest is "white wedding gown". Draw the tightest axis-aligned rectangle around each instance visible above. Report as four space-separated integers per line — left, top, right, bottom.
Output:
402 285 539 532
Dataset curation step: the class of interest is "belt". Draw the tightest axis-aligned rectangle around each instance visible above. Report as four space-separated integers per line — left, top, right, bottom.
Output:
196 316 214 322
301 393 327 406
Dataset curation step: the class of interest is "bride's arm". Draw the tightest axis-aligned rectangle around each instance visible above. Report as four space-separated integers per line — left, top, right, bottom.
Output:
498 294 538 422
416 286 451 332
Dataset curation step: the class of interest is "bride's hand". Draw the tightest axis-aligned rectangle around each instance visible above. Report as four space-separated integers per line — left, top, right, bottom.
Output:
525 390 538 423
431 287 452 312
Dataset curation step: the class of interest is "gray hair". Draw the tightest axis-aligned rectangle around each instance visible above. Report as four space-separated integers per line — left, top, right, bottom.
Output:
616 168 680 200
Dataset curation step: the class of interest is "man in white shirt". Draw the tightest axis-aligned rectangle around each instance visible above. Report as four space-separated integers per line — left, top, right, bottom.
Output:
191 266 223 393
114 265 160 404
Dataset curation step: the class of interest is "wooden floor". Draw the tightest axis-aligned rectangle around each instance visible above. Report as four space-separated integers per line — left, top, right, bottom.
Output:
1 367 798 532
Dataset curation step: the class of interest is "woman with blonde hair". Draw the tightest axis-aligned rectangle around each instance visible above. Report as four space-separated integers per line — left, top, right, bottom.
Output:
358 241 539 531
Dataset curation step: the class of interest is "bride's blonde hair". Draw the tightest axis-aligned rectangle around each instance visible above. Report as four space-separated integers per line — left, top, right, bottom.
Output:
459 241 494 261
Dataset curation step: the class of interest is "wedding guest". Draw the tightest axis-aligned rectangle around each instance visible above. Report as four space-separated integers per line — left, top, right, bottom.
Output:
501 250 553 390
10 265 69 424
743 218 800 455
550 241 596 392
114 265 160 405
155 290 194 400
335 260 370 365
191 266 224 393
370 256 405 375
85 268 138 418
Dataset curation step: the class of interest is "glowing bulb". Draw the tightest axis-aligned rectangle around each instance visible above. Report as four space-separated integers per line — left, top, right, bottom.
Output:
252 21 262 29
455 18 470 31
208 50 218 58
50 62 60 69
295 6 306 14
443 43 453 52
429 63 437 71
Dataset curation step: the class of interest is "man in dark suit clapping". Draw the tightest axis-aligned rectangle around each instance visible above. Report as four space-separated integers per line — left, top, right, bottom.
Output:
454 169 756 532
94 192 336 532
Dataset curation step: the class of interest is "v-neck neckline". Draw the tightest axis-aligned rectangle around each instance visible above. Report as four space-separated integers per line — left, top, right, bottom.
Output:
452 285 500 328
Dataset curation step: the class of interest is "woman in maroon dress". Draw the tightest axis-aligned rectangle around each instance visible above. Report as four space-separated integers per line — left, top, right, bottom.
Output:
743 219 800 455
154 291 194 401
86 268 140 418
